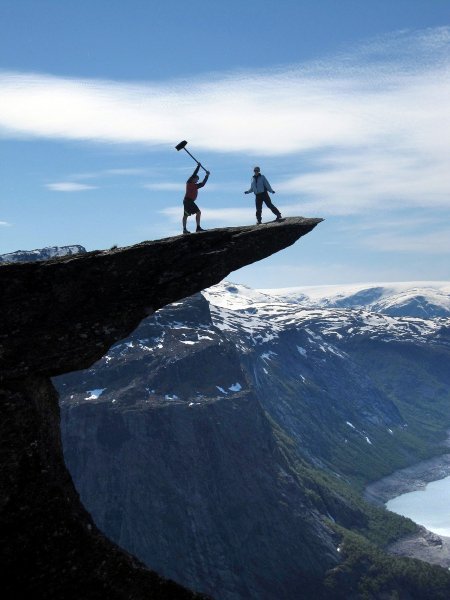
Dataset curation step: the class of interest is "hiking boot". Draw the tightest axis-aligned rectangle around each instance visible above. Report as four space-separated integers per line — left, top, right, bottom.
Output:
183 229 191 234
275 215 283 222
256 221 262 225
196 226 206 232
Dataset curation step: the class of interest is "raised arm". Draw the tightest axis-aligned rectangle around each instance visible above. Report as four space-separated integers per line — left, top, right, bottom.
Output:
188 163 201 182
197 170 210 189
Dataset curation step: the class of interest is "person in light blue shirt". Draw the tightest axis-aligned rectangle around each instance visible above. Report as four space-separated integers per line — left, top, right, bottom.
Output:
245 166 282 224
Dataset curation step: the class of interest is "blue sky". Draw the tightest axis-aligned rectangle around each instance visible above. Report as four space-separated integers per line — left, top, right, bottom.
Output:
1 0 449 287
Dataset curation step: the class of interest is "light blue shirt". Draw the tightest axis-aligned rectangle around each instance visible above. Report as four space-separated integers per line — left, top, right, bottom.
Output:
247 174 274 195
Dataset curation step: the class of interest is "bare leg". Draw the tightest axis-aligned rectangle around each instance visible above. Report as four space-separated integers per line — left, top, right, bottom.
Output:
196 211 201 227
182 214 188 230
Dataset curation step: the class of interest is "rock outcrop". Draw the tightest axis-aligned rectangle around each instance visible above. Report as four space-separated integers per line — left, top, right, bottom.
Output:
0 218 321 599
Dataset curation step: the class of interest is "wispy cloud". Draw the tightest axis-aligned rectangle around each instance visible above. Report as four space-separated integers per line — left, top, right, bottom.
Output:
363 227 450 254
144 183 186 192
70 167 154 180
1 27 449 216
277 148 450 214
46 182 98 192
0 28 448 152
0 220 12 226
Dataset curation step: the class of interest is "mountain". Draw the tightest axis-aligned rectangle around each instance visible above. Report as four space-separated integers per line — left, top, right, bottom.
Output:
0 219 320 599
258 281 450 318
56 280 450 599
0 244 86 263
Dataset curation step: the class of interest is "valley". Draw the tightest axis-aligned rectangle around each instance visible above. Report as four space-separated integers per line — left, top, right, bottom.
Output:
56 280 450 599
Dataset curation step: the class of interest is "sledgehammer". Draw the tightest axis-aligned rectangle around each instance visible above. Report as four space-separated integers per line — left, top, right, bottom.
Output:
175 140 208 172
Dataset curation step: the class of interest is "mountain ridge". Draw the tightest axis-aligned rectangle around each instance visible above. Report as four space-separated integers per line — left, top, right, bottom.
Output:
257 280 450 318
0 244 86 263
57 279 450 598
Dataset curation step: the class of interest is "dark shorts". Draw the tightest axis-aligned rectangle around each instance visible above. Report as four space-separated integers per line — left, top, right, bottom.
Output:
183 198 200 216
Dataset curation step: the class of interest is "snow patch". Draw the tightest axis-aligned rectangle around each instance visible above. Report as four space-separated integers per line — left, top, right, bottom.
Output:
85 388 106 400
261 351 278 361
229 383 242 392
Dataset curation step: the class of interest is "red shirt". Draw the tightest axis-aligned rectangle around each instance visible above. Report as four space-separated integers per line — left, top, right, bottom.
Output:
185 181 199 201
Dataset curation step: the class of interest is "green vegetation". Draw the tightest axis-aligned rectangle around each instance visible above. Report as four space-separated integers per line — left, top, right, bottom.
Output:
270 411 450 597
325 528 450 599
364 347 450 441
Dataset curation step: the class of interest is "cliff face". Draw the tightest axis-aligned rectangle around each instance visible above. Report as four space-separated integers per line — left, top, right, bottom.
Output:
0 219 321 380
56 283 450 599
0 219 321 599
61 386 338 599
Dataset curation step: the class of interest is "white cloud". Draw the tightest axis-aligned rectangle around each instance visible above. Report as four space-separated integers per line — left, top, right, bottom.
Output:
0 28 448 153
363 228 450 254
277 147 450 214
144 183 186 191
1 28 449 215
0 220 12 226
46 182 97 192
70 167 153 180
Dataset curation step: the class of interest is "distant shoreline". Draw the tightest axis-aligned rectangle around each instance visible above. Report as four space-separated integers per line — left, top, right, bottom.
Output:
364 451 450 507
364 436 450 568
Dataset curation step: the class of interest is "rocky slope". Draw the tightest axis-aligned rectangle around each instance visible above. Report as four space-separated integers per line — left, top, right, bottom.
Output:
57 281 450 599
0 218 320 599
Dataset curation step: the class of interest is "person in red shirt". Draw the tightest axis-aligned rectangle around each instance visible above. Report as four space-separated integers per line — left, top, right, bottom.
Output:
182 163 210 234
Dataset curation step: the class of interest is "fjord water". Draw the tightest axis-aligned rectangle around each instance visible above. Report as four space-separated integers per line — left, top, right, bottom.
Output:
386 475 450 536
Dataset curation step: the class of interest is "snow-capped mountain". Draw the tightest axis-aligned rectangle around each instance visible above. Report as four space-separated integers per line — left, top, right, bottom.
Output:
0 244 86 264
56 279 450 599
258 281 450 318
205 281 450 344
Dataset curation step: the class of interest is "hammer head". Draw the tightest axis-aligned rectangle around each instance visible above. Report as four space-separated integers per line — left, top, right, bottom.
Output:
175 140 188 151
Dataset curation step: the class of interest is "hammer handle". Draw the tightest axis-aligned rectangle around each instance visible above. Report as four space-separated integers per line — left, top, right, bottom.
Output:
183 148 208 172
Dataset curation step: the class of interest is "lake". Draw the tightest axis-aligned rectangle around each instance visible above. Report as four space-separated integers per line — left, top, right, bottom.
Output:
386 475 450 537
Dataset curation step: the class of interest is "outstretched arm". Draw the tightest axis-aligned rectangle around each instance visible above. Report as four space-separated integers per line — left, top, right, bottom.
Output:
245 178 254 194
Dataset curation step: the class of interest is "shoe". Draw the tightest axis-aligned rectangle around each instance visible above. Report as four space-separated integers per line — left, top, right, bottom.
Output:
196 226 206 232
256 221 262 225
275 215 283 222
183 229 191 234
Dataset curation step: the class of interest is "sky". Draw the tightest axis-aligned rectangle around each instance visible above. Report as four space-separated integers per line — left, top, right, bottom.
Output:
1 0 449 288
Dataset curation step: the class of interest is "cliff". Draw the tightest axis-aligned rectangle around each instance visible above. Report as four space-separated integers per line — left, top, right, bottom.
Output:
56 286 450 598
0 218 321 599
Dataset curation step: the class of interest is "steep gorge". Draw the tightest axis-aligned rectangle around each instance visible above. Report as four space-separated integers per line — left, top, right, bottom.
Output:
58 282 450 599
